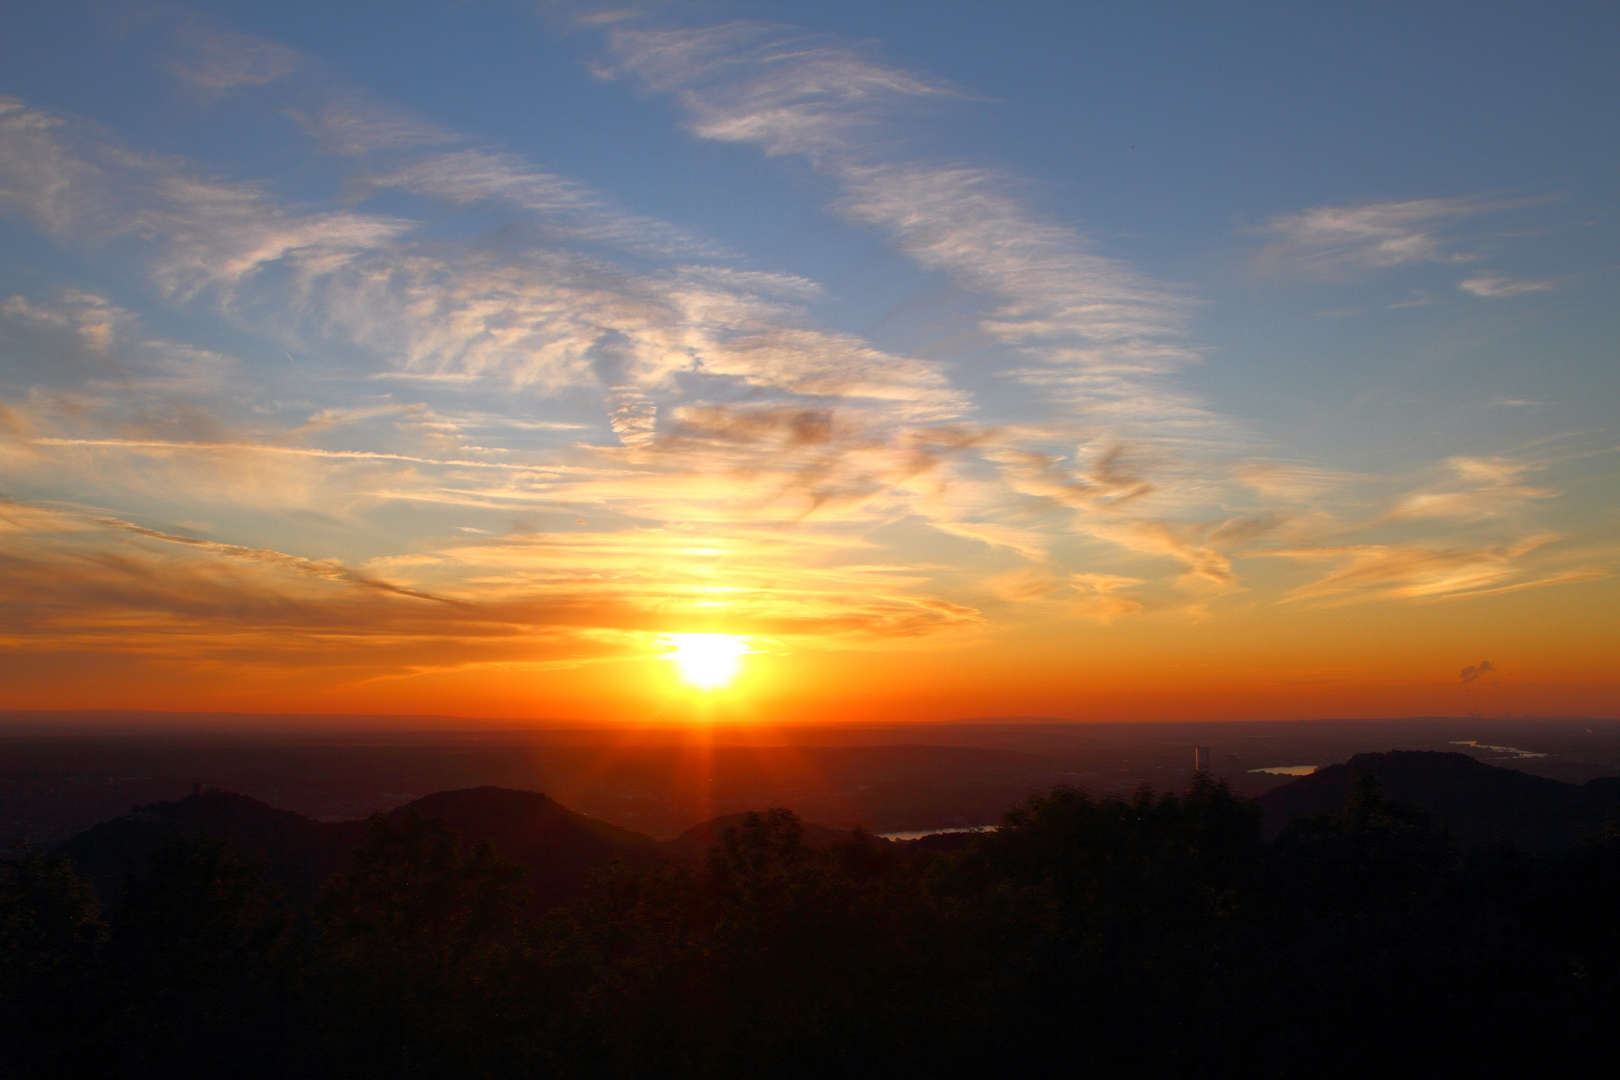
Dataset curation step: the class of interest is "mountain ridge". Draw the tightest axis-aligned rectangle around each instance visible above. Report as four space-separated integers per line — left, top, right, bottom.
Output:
52 785 867 910
1256 750 1620 852
50 749 1620 916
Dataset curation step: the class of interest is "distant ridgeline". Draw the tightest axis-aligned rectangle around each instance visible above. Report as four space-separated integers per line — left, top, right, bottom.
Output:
2 750 1618 1077
1256 749 1620 853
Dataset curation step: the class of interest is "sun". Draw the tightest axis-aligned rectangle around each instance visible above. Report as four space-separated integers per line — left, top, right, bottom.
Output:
664 633 750 690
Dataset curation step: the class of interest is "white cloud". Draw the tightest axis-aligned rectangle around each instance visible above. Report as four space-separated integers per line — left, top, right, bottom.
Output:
0 99 413 303
0 89 988 616
136 177 413 302
601 19 1610 612
374 148 722 257
1458 273 1556 298
595 24 962 161
1384 456 1558 522
1258 533 1598 605
602 28 1194 378
287 94 457 155
0 99 111 234
1255 196 1508 273
167 26 304 98
834 164 1191 353
596 20 1238 564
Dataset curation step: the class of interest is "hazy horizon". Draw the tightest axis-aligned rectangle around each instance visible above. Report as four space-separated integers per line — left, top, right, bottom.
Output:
4 708 1617 734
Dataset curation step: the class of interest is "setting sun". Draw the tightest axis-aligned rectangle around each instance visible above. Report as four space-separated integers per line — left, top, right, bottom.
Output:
665 634 750 690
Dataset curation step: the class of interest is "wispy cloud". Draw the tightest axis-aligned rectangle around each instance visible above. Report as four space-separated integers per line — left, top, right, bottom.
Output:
602 26 1200 391
286 93 457 155
0 89 989 651
593 18 1286 611
0 98 412 302
1258 533 1606 605
982 565 1144 621
1386 456 1559 521
0 99 107 233
374 148 723 257
594 23 965 161
1235 462 1362 500
1458 273 1556 298
1254 196 1509 274
167 25 304 99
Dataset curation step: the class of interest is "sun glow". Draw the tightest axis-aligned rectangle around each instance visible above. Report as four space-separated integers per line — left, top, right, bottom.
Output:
665 634 750 690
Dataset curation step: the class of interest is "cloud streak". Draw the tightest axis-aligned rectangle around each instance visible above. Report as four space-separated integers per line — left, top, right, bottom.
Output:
167 25 304 99
1256 532 1607 605
1252 196 1541 275
601 26 1200 391
374 148 723 258
1458 273 1556 298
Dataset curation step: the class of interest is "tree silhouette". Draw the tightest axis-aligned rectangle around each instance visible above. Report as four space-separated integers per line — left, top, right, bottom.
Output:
315 809 528 1078
4 773 1619 1078
97 836 296 1079
0 845 104 1078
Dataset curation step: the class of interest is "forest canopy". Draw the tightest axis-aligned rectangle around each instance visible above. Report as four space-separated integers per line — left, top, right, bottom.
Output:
3 775 1618 1079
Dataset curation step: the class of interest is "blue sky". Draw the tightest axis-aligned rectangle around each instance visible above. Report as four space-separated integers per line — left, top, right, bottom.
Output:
0 1 1615 719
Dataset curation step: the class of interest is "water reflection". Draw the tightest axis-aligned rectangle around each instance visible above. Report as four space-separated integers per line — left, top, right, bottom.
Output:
879 827 995 841
1450 740 1548 759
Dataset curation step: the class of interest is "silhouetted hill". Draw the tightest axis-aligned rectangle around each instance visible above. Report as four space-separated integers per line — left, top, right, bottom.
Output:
53 785 665 913
660 812 881 865
1258 751 1620 853
1584 775 1620 805
394 787 661 906
54 789 364 906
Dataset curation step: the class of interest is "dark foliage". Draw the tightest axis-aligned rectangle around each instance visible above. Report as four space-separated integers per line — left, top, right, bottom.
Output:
4 772 1620 1078
95 837 302 1079
0 843 104 1079
311 809 530 1079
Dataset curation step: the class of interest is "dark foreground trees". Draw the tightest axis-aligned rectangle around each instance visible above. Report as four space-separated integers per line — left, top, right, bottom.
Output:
2 776 1618 1079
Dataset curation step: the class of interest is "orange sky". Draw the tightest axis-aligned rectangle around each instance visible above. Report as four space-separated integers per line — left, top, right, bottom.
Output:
1 553 1612 723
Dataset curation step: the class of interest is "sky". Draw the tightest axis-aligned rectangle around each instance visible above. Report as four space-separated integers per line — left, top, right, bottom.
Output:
0 0 1615 724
